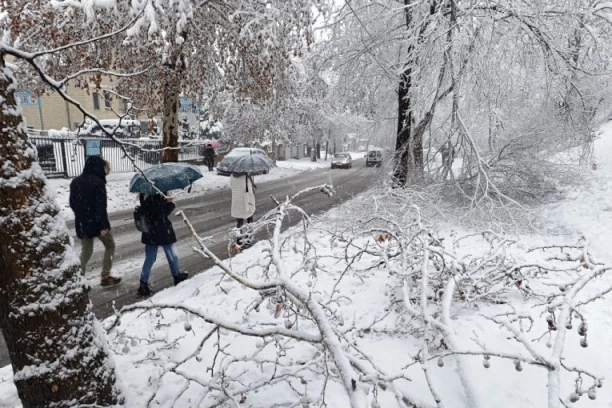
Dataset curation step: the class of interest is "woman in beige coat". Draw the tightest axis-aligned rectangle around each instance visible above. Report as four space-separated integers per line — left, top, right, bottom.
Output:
230 173 256 228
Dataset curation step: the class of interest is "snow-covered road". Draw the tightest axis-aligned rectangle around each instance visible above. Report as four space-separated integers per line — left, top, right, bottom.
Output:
46 156 343 220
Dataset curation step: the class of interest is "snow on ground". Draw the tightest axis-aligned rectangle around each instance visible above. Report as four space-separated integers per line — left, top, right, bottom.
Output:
4 129 612 407
276 156 330 171
46 158 330 220
0 367 18 408
275 152 364 171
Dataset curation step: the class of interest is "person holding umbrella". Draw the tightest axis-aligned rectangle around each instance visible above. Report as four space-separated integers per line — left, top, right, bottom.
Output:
136 192 188 296
226 150 276 246
129 163 203 296
231 172 257 230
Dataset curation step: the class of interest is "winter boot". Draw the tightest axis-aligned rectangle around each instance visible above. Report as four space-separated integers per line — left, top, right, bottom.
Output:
100 275 122 287
137 281 153 297
173 272 189 286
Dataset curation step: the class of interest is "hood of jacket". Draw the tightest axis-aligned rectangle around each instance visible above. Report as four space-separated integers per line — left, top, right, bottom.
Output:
82 155 107 183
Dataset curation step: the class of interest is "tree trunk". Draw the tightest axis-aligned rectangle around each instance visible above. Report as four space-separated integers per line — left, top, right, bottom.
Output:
394 1 438 187
271 135 277 162
0 56 121 407
394 65 413 186
311 138 317 162
393 0 422 186
325 140 328 161
162 76 180 163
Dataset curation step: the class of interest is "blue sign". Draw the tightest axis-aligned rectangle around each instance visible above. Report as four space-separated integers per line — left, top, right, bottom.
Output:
15 91 40 106
85 140 101 157
179 97 200 114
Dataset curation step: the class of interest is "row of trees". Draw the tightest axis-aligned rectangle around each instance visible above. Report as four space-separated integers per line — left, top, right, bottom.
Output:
319 0 612 197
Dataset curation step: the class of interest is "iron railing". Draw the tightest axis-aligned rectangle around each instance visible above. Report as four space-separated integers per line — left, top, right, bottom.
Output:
28 135 206 178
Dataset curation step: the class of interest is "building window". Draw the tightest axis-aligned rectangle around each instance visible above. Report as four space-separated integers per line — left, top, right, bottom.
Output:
103 91 112 109
93 93 100 110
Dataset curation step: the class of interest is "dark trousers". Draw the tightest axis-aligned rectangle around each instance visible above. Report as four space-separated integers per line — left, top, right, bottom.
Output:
206 157 214 171
237 216 253 228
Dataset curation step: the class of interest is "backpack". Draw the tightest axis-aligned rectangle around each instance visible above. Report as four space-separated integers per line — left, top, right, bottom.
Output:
133 205 151 233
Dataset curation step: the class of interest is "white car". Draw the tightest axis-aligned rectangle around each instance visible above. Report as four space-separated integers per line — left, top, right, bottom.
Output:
366 149 383 167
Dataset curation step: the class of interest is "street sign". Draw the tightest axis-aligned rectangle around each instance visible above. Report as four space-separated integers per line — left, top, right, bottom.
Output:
15 91 40 106
85 139 101 157
179 97 200 114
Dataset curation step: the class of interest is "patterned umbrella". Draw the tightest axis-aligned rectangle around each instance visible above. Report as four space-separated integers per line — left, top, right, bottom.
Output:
129 163 203 194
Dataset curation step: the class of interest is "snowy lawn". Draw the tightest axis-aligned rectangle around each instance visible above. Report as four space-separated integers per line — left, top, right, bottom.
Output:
3 132 612 407
46 159 328 220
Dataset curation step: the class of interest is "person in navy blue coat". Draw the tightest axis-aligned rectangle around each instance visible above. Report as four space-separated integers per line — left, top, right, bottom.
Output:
137 192 188 296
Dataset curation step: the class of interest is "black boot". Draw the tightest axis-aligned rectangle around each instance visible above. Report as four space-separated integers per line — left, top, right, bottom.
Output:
173 272 189 286
137 281 153 297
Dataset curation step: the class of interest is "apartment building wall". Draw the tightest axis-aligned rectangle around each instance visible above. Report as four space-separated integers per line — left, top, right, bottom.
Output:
19 84 127 131
5 55 127 131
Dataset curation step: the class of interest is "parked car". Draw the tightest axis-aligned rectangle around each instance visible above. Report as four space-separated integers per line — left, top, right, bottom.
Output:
366 149 383 167
331 152 352 169
217 147 269 176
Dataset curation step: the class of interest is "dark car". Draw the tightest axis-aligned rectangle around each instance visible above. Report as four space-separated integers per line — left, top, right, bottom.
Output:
217 147 269 176
331 153 352 169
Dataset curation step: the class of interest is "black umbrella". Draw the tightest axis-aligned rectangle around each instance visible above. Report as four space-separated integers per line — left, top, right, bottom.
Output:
129 163 203 194
226 152 276 175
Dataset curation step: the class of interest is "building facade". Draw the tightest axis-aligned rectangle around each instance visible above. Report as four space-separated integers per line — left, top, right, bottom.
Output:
17 83 127 131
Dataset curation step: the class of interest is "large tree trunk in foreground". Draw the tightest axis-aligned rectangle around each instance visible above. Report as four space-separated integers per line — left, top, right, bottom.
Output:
0 55 121 407
162 75 180 163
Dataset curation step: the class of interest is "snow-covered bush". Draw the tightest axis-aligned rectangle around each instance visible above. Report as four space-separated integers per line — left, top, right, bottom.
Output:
325 187 610 407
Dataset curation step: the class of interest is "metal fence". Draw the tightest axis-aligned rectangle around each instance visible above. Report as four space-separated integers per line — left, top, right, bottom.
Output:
29 136 205 178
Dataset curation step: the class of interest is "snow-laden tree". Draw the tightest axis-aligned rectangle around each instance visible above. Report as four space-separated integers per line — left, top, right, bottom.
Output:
220 56 333 160
320 0 612 197
0 54 122 406
4 0 322 162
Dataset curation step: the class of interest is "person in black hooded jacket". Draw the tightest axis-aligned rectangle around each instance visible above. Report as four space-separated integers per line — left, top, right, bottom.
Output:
69 155 122 286
136 192 188 297
203 144 216 171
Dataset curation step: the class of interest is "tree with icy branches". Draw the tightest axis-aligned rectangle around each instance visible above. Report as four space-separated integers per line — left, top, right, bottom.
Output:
4 0 321 162
322 0 612 196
